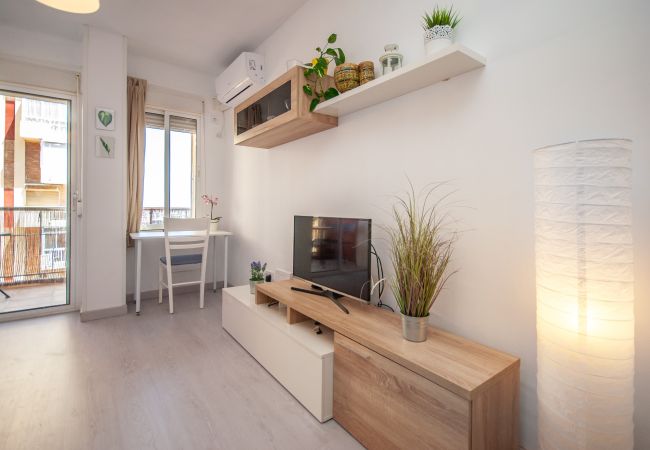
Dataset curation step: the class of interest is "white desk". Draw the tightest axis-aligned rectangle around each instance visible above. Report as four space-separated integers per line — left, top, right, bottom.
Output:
130 230 233 314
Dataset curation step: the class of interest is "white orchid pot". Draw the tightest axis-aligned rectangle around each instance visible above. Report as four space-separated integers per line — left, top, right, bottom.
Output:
210 220 219 233
424 25 454 56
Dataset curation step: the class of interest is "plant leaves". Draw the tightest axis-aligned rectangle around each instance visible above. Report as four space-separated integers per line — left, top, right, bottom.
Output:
327 33 337 44
98 110 113 128
303 84 313 96
336 48 346 65
422 6 461 29
100 137 110 154
323 87 339 100
325 48 338 58
309 98 319 112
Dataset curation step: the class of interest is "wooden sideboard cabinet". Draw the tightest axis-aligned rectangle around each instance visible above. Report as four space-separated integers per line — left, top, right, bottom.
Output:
334 332 519 449
233 66 338 148
250 280 520 450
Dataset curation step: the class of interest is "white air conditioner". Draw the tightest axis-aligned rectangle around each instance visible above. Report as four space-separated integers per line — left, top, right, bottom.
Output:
215 52 264 108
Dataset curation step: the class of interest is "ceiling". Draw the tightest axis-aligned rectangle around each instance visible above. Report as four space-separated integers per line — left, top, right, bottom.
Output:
0 0 308 75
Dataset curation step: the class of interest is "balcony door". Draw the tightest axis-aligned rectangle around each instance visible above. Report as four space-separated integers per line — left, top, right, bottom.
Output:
0 88 75 316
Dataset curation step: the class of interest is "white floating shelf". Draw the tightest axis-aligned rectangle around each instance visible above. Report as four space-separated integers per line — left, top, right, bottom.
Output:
314 44 486 117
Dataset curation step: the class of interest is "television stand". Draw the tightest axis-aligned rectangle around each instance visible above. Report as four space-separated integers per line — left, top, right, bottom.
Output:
241 279 520 449
290 286 349 314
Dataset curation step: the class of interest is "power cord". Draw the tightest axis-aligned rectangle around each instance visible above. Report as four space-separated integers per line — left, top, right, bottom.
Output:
370 243 394 312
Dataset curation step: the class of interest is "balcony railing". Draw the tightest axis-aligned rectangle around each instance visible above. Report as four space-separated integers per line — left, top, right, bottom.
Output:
141 207 192 229
0 207 66 286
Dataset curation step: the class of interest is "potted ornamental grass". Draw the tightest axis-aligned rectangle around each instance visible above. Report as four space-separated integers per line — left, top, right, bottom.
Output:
249 261 267 295
422 5 462 56
387 183 457 342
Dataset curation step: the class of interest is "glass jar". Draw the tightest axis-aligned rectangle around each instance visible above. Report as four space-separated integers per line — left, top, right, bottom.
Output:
379 44 403 75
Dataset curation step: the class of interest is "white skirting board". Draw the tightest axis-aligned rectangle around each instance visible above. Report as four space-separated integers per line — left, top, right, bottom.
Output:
222 286 334 422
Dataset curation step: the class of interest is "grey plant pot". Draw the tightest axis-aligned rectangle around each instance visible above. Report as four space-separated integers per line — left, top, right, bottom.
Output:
401 313 429 342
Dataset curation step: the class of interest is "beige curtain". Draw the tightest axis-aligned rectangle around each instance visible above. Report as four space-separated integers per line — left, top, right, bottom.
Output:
126 77 147 246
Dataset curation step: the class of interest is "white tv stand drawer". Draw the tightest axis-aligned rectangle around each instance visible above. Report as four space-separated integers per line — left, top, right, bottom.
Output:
222 286 333 422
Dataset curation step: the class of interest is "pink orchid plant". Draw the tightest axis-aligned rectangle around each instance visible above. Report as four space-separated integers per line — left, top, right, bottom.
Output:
201 194 222 222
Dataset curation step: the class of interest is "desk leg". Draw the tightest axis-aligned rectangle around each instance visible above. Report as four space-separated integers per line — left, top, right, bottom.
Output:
135 239 142 315
212 236 217 293
224 236 229 289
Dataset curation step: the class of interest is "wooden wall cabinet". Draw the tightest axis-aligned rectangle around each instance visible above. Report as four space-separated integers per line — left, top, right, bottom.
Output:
233 66 338 149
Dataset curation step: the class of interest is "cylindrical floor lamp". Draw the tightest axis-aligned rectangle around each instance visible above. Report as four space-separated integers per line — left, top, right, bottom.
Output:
534 138 634 449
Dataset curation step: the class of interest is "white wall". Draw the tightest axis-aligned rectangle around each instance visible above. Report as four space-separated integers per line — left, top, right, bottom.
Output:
81 27 128 314
125 54 229 295
220 1 650 448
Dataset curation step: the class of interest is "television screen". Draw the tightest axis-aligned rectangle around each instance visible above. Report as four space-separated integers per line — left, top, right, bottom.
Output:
293 215 371 301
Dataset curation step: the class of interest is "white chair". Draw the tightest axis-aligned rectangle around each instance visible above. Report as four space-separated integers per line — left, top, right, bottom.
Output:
158 217 210 314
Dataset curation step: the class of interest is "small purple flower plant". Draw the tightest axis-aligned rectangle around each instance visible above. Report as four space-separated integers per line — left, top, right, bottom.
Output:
250 261 267 281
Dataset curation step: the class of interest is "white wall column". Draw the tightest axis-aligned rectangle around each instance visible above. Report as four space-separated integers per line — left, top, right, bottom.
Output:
81 26 127 318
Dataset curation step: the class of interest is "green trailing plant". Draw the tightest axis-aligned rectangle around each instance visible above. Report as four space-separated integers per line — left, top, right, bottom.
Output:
386 182 457 317
422 5 462 30
303 33 345 112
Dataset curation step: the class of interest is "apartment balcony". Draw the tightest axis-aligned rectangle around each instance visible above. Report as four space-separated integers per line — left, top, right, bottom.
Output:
0 207 67 313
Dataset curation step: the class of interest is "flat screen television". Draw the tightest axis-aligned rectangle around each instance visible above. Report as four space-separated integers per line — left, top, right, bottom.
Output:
293 215 371 301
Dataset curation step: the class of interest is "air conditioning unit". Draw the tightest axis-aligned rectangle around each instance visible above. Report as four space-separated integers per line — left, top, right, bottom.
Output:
215 52 264 108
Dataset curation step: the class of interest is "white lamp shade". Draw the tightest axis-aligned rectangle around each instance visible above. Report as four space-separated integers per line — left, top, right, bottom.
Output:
35 0 99 14
534 139 634 449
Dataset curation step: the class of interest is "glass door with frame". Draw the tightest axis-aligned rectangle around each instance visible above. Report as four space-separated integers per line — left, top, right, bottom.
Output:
0 90 72 314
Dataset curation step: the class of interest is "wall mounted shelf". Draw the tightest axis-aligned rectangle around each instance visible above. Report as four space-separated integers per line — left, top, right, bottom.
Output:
314 44 486 117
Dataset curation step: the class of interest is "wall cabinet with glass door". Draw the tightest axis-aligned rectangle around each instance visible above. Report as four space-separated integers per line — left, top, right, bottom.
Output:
234 67 337 149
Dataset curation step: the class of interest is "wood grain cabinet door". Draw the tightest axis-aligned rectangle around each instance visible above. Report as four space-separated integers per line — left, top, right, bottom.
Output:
333 333 471 450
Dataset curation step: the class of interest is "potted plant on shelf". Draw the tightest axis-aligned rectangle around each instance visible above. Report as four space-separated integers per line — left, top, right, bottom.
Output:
387 183 457 342
249 261 267 295
303 33 345 111
422 5 462 56
201 194 222 232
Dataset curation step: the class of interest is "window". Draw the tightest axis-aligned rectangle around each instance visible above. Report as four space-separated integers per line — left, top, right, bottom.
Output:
142 110 198 229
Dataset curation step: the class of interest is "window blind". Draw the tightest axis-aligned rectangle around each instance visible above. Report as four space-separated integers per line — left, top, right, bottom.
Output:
145 111 164 129
170 115 197 134
0 56 78 93
145 113 197 134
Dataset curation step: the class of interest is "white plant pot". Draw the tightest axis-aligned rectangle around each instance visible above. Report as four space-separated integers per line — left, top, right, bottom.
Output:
210 220 219 232
424 25 454 56
249 279 264 295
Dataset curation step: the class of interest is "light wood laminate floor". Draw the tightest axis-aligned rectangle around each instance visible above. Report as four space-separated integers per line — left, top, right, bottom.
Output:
0 290 361 450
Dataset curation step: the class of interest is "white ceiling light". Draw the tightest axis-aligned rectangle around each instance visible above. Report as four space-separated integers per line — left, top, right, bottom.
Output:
35 0 100 14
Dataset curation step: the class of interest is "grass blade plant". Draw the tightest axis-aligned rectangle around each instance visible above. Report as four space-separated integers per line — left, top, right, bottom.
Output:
422 5 462 30
387 182 457 317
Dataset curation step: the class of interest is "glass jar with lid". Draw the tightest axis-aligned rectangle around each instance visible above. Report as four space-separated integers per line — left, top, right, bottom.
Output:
379 44 403 75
